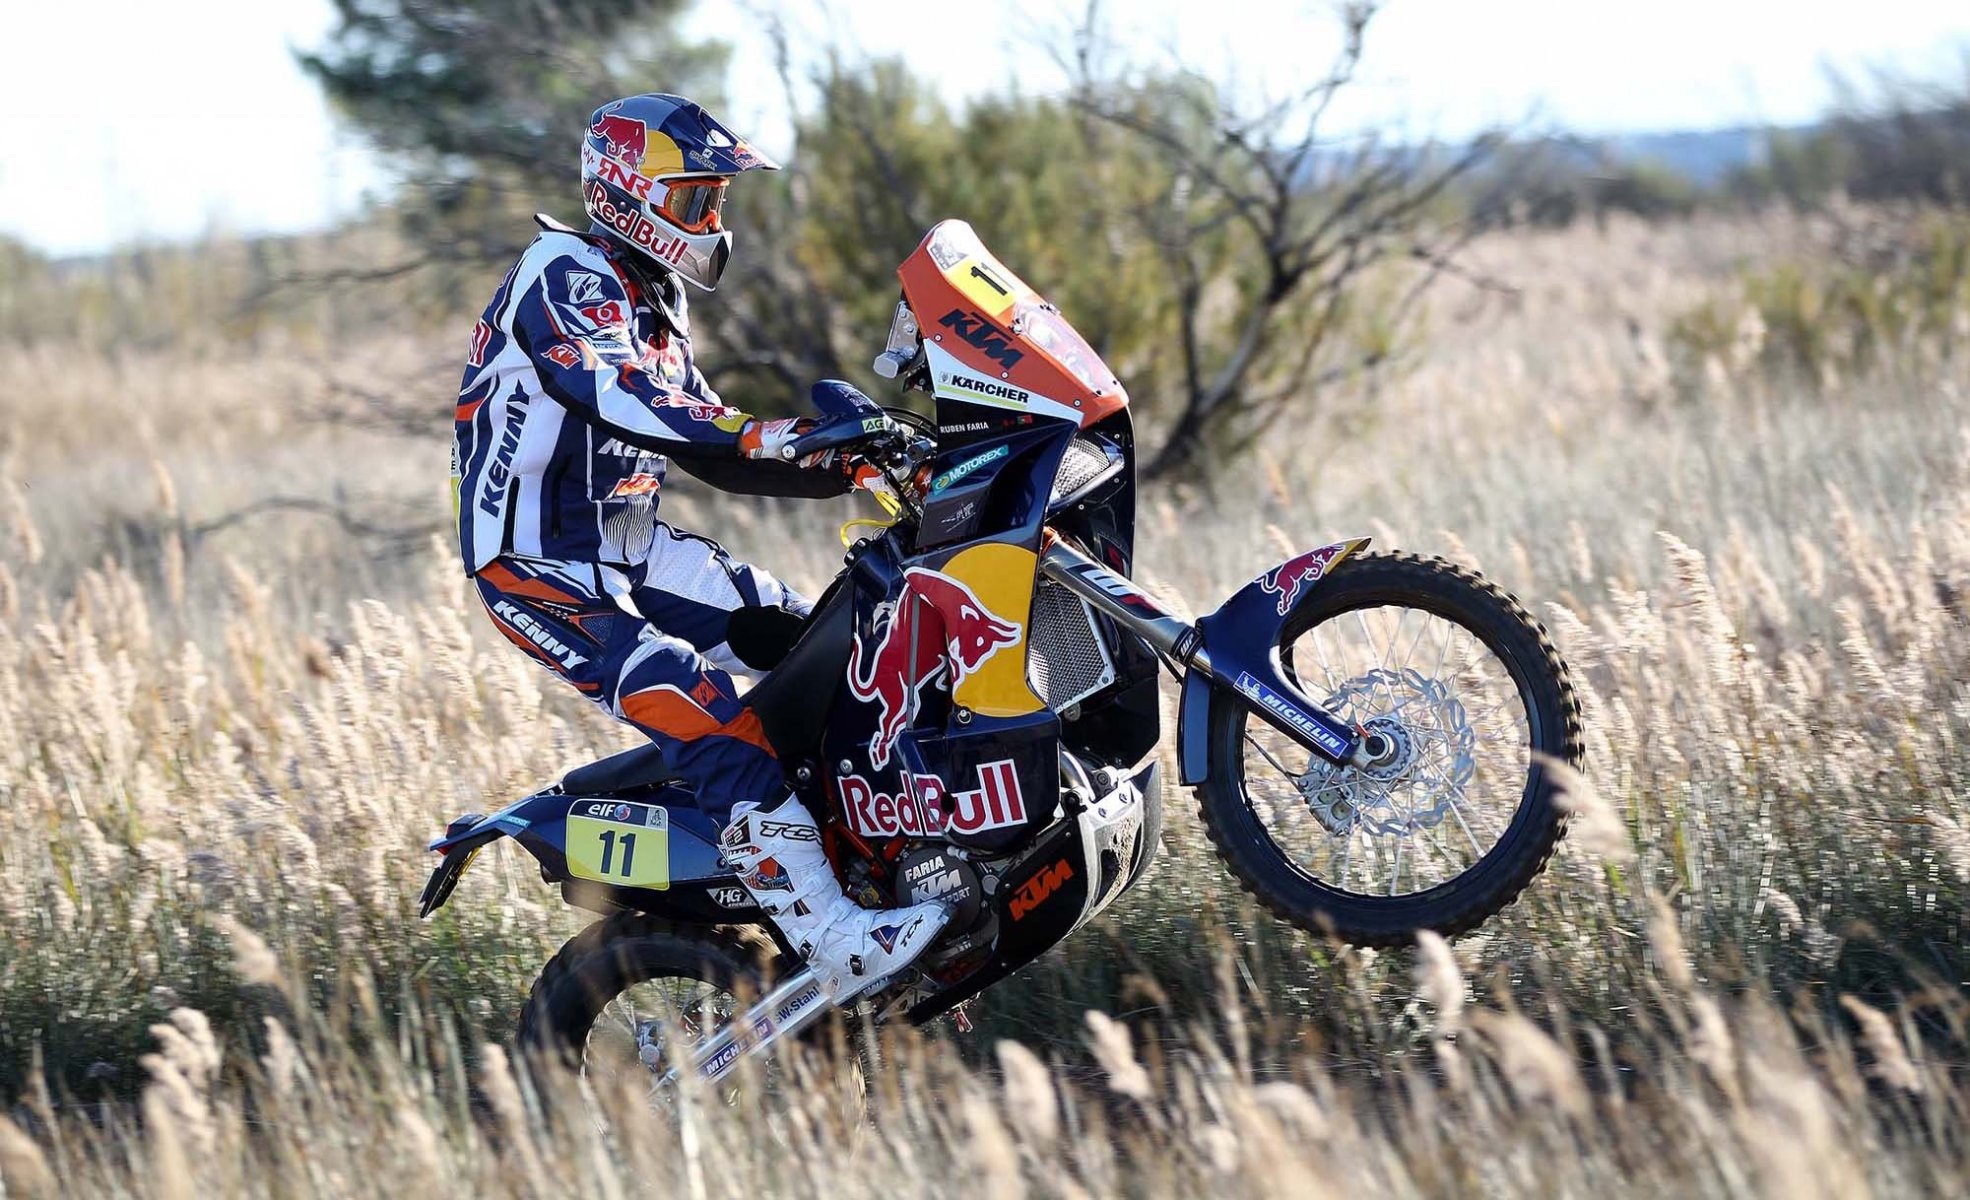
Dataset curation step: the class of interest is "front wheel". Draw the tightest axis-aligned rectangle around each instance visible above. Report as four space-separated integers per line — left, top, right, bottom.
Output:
1196 552 1582 945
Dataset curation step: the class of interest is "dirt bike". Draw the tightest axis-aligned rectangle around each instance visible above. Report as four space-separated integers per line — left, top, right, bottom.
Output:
418 219 1583 1092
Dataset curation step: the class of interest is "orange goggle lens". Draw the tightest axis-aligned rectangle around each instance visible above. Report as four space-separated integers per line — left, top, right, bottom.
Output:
661 178 729 234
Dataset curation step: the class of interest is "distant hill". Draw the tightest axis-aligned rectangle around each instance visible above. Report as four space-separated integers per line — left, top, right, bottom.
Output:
1594 125 1802 186
1524 124 1822 187
1300 122 1818 196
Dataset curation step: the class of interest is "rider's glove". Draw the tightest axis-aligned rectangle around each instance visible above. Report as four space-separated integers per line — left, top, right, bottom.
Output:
842 459 897 505
739 417 826 466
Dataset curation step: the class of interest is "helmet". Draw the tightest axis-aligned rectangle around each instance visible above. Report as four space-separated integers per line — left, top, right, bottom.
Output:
580 94 779 291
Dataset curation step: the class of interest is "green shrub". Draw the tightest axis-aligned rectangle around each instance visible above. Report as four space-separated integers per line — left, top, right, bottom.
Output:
1670 211 1970 385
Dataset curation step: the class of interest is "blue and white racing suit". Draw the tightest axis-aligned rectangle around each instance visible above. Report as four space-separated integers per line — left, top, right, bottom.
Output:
453 217 842 819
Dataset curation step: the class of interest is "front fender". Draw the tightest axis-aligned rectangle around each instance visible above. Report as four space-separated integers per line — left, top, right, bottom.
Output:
1176 538 1372 785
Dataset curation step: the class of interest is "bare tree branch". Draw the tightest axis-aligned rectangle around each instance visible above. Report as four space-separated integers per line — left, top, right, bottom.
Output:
1062 3 1502 479
185 496 442 558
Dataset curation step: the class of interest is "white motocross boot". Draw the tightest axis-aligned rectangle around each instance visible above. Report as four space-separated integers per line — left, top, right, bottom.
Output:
720 796 949 1001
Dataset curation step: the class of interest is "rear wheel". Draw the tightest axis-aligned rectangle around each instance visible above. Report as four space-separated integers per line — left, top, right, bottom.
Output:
1196 552 1581 945
516 913 864 1120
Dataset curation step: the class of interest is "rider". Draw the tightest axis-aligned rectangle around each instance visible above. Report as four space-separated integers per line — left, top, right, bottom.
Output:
452 93 945 1000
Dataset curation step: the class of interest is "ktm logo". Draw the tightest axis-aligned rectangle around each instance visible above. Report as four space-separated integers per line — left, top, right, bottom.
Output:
1009 858 1073 921
938 309 1024 369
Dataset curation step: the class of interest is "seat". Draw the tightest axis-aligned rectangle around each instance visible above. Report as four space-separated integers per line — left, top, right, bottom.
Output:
561 742 676 795
741 583 853 762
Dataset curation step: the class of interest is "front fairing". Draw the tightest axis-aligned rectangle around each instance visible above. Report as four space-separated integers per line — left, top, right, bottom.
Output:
823 514 1063 855
898 220 1130 431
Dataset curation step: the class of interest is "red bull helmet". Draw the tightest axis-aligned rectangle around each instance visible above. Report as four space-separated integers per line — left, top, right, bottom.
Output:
580 93 779 291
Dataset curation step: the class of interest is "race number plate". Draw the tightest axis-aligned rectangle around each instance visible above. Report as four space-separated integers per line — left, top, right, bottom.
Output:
565 800 670 890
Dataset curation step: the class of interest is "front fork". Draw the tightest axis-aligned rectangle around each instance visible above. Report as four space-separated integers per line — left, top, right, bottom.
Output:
1038 540 1373 777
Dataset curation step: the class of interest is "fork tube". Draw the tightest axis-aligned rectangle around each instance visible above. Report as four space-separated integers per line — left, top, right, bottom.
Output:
1042 538 1372 768
1038 540 1202 662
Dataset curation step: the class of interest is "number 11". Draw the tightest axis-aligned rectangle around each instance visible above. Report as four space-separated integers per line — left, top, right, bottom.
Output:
598 829 637 877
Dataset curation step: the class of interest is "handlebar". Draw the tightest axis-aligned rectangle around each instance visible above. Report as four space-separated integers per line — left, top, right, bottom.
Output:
835 412 936 518
783 381 939 514
782 411 898 462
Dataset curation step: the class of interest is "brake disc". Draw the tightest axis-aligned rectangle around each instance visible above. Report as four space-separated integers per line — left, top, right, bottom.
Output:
1296 667 1476 837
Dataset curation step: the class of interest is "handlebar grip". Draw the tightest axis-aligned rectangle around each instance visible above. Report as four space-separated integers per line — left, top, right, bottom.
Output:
783 412 895 461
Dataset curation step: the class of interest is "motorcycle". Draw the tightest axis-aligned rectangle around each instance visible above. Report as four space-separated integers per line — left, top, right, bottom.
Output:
418 219 1583 1090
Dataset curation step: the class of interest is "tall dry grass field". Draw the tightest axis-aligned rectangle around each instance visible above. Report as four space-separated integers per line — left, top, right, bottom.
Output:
1 211 1967 1197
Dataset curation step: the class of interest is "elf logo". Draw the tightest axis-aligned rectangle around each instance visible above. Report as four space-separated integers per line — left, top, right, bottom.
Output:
1009 858 1074 921
938 309 1024 370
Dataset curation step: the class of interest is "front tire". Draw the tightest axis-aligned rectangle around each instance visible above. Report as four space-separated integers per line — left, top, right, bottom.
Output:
1196 552 1582 945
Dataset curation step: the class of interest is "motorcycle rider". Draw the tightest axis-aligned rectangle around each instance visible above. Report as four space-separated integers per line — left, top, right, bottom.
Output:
452 93 945 1000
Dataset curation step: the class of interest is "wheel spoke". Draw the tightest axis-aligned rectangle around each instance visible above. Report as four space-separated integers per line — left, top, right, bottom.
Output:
1238 598 1536 901
1244 731 1306 781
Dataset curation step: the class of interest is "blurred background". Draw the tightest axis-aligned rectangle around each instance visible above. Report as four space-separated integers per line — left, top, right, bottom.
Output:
6 2 1970 1194
5 0 1970 605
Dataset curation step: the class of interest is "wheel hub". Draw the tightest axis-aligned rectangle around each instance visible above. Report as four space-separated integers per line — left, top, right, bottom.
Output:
635 1020 666 1071
1355 715 1417 782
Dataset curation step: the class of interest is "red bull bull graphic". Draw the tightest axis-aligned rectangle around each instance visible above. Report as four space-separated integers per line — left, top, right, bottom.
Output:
847 567 1023 768
591 113 648 172
1256 544 1349 616
838 758 1028 840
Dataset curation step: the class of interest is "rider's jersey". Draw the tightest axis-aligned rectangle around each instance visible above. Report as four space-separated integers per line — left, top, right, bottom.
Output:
453 217 751 575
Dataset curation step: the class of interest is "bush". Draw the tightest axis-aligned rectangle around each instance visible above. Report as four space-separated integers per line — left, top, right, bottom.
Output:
1669 211 1970 385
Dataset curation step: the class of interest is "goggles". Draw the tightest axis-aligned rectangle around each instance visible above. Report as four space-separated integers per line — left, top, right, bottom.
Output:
660 176 730 234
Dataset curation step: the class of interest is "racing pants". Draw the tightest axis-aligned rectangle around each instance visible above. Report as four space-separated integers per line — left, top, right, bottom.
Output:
474 525 806 821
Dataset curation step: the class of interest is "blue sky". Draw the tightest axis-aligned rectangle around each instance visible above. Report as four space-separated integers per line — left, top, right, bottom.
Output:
3 0 1968 255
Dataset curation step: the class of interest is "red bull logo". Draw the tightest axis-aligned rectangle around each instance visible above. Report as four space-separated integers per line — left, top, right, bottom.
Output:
749 856 792 892
591 113 648 172
584 182 690 264
839 758 1028 840
1257 545 1346 616
847 567 1022 768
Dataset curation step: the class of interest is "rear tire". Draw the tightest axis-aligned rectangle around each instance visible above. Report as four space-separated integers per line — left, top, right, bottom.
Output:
1196 552 1582 945
516 913 868 1126
516 912 774 1076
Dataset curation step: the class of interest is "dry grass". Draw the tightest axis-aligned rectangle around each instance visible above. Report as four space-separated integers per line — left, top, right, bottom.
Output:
2 210 1968 1195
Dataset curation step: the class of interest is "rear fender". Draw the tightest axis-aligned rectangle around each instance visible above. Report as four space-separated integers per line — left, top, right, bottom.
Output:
417 795 553 918
419 788 755 920
1175 538 1372 785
